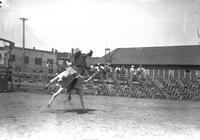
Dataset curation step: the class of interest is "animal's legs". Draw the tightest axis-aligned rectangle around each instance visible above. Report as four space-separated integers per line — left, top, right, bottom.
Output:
44 82 51 89
48 86 64 107
45 77 58 89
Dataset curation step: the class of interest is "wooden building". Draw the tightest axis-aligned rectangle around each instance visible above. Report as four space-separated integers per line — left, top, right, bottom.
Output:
57 52 71 72
102 45 200 80
8 46 71 75
8 47 58 74
0 38 14 91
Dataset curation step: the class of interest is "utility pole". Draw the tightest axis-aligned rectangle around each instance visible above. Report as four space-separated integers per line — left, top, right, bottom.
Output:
105 40 111 63
19 17 28 66
105 48 111 63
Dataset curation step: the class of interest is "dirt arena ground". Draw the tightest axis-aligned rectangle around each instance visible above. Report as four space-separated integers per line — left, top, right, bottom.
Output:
0 92 200 140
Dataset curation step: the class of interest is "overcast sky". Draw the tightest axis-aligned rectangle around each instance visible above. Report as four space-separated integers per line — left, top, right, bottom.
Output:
0 0 200 57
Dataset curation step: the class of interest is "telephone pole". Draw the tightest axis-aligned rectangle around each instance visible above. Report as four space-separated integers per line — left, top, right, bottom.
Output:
19 17 28 66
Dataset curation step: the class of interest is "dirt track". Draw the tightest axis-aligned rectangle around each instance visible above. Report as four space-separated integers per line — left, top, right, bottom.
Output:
0 92 200 140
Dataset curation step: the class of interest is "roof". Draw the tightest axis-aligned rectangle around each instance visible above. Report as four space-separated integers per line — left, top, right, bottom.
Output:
86 57 104 65
12 46 55 54
11 46 71 57
57 52 71 60
104 45 200 66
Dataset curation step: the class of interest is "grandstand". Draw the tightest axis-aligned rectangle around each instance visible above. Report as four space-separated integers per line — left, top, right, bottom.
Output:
94 45 200 80
86 45 200 101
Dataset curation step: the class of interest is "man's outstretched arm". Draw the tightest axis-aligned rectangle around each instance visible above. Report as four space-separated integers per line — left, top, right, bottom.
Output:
86 50 93 57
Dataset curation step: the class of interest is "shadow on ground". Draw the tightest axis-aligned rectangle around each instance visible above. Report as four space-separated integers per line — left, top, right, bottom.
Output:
43 108 97 114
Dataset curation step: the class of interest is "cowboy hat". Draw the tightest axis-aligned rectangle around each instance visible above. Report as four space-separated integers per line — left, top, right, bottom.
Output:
74 48 81 54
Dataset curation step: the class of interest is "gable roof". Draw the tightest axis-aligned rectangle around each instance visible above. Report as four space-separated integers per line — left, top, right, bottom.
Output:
86 57 104 65
106 45 200 66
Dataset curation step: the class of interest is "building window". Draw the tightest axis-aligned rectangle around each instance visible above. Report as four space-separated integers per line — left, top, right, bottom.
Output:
58 60 63 65
48 68 53 74
11 55 15 62
24 56 29 64
185 69 191 79
0 53 2 59
35 58 42 65
47 59 53 67
185 69 190 73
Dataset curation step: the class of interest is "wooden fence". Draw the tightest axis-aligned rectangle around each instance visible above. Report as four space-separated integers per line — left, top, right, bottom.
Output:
11 69 200 101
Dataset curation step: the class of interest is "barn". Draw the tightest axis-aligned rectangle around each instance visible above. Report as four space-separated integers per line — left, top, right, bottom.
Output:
100 45 200 80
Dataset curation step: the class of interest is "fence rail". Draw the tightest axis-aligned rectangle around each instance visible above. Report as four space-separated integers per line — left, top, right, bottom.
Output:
11 70 200 101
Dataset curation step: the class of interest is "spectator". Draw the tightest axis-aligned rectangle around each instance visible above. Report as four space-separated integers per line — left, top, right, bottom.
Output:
115 66 120 77
137 65 146 75
130 65 135 74
130 65 136 81
120 66 126 77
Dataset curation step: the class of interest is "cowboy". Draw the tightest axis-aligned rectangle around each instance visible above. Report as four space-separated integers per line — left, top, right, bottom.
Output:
90 65 96 74
137 65 146 75
130 65 136 81
104 63 112 77
66 48 93 109
46 48 93 111
115 66 120 72
70 48 93 76
97 63 105 72
120 65 126 78
130 65 135 73
105 63 111 71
